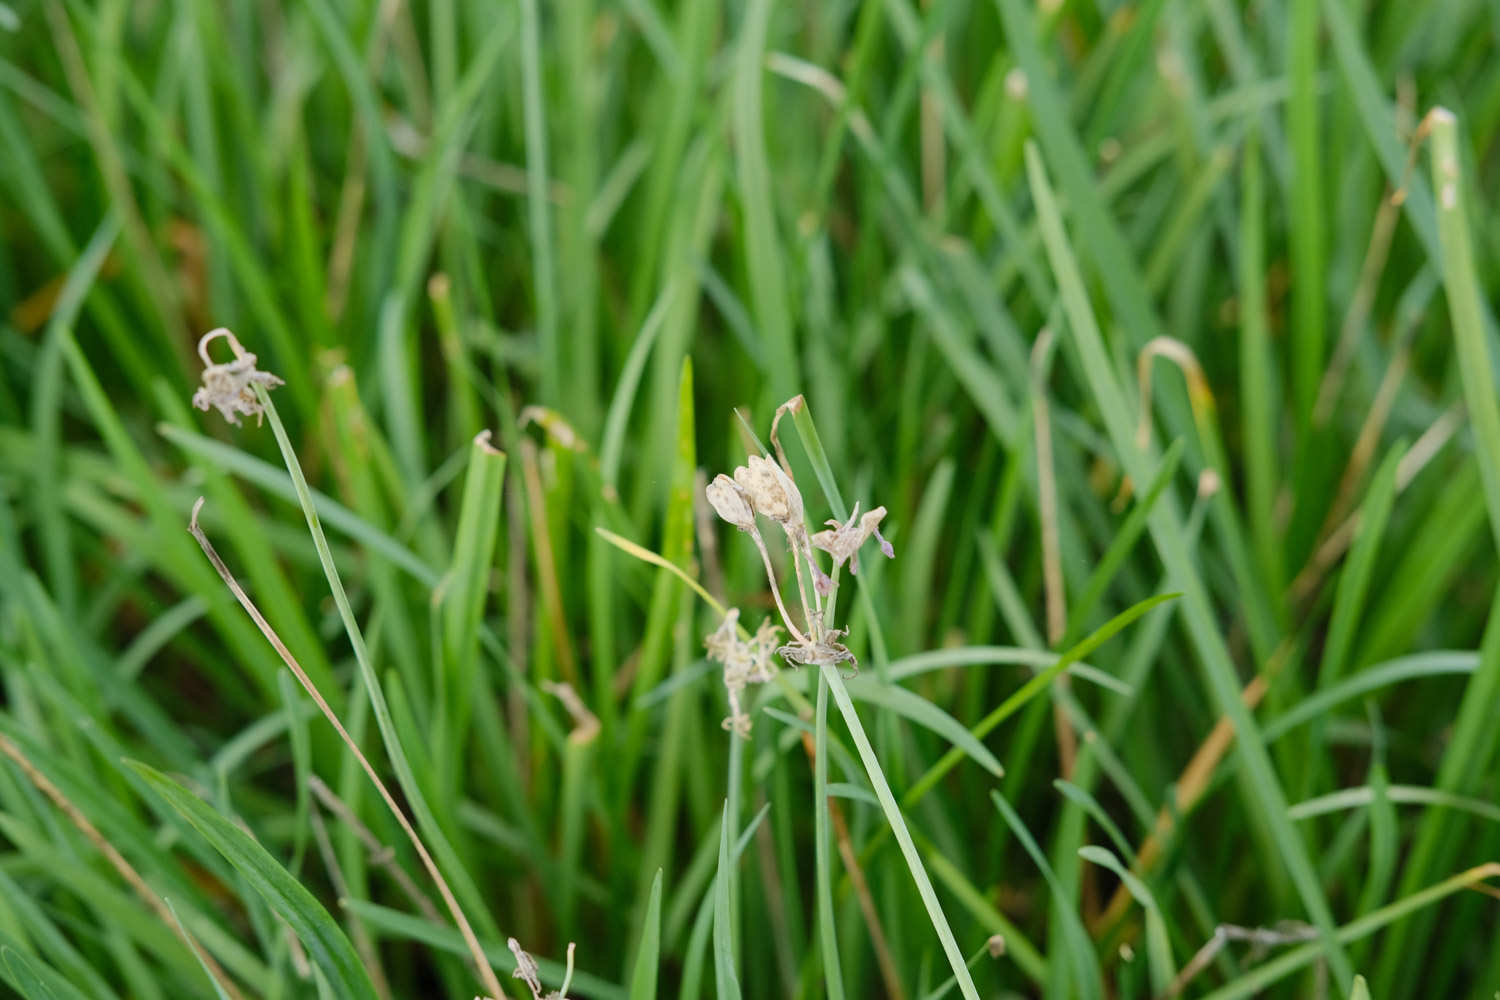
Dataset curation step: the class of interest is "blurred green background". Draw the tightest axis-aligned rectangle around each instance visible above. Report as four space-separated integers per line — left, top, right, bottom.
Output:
2 0 1499 997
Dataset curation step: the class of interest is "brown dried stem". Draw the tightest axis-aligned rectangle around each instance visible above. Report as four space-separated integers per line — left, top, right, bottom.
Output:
188 498 506 1000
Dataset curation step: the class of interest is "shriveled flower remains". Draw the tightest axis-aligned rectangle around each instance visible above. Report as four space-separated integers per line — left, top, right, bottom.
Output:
191 327 284 426
703 405 894 736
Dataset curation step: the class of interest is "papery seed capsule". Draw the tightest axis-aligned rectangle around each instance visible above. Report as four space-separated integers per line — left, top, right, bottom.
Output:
706 474 756 531
734 455 802 526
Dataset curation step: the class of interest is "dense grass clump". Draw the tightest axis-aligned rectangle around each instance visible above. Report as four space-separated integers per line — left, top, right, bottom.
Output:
2 1 1499 997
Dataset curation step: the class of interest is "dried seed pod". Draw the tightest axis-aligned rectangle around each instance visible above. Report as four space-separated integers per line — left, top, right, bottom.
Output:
706 473 756 531
733 454 803 528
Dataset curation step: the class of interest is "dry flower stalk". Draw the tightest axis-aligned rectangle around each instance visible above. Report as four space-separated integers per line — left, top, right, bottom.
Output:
190 498 506 1000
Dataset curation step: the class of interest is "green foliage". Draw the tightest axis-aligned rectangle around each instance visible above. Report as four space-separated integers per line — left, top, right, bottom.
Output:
1 1 1498 997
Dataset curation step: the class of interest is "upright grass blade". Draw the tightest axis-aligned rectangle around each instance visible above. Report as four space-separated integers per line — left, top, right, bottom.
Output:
990 792 1102 1000
1287 0 1325 428
1024 139 1354 990
1236 130 1284 598
627 870 663 1000
813 671 847 1000
438 432 506 784
1376 107 1500 988
1078 845 1174 995
821 662 980 1000
1318 444 1402 687
1064 439 1184 645
31 211 117 618
712 801 742 1000
519 0 560 406
1430 110 1500 549
732 0 799 400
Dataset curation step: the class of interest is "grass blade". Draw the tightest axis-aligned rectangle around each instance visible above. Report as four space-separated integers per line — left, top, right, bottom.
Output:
1024 137 1354 989
128 763 378 1000
627 870 663 1000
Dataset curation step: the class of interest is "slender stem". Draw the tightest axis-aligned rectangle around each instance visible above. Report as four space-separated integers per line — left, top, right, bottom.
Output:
785 529 819 639
820 663 981 1000
750 527 808 644
594 526 729 619
188 499 505 1000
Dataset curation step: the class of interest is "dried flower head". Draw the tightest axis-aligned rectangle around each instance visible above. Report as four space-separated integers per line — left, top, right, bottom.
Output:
509 939 543 996
809 503 894 589
191 328 283 426
705 609 782 736
733 454 803 528
777 624 855 669
504 938 572 1000
706 473 756 532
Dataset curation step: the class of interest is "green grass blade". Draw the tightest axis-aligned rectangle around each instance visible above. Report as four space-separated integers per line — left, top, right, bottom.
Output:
732 0 799 400
1319 444 1402 686
991 791 1102 1000
712 800 742 1000
1024 137 1354 989
813 671 846 1000
822 663 980 1000
627 870 663 1000
128 763 378 1000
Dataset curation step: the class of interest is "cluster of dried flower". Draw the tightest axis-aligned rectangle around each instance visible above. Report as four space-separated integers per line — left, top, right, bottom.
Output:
704 609 781 736
703 417 895 736
190 328 283 426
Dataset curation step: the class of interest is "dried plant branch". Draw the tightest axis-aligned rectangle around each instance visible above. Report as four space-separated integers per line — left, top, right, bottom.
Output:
187 497 506 1000
1168 921 1319 998
307 775 442 924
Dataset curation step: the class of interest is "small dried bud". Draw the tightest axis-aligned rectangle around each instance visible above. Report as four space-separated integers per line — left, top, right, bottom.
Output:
733 455 803 527
706 474 756 531
508 939 543 997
